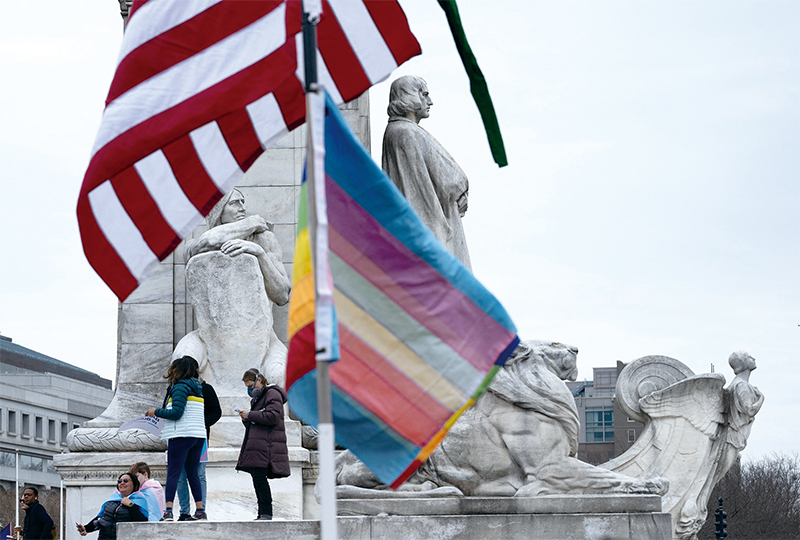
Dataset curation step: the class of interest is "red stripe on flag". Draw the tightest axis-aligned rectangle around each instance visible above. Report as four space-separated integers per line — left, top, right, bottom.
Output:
110 168 181 259
273 75 307 131
286 323 317 390
331 327 450 446
363 1 422 65
77 197 139 300
217 109 264 170
84 40 298 193
127 0 152 22
161 135 225 215
317 0 371 103
108 2 283 103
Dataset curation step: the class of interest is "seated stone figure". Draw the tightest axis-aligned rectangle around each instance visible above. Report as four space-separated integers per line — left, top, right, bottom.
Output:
332 340 668 499
173 188 291 422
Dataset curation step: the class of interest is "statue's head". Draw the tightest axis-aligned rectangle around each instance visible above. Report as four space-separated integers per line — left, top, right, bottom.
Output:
206 188 245 228
507 340 579 382
387 75 432 123
728 351 757 374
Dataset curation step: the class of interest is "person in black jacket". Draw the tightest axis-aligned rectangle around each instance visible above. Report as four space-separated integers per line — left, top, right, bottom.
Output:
21 486 54 539
76 473 148 539
236 368 290 520
176 374 221 521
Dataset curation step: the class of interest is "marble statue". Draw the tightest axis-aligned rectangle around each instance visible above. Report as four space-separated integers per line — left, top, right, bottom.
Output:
382 75 472 270
172 188 291 421
603 353 764 540
330 341 668 499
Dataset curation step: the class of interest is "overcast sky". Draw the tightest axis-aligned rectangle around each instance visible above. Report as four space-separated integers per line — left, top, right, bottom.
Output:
0 1 797 462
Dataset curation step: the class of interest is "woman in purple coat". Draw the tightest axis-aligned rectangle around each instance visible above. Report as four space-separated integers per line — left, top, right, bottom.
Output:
236 368 290 520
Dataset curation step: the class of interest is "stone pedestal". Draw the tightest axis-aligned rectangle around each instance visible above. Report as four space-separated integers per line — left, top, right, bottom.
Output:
55 420 310 540
117 495 672 540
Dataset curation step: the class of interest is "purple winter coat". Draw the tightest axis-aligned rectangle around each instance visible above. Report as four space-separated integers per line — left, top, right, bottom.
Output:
236 384 290 478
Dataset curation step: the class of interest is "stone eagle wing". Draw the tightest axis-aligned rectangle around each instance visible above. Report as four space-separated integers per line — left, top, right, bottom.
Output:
638 373 726 437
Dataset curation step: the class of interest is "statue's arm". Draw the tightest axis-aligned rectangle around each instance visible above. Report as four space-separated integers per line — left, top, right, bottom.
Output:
734 383 764 418
252 231 291 306
187 216 269 257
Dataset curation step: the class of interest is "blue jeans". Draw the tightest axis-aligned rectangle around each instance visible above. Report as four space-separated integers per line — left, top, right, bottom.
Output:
177 461 206 514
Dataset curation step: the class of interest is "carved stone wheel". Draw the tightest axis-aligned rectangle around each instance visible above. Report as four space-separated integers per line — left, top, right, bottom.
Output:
616 355 695 422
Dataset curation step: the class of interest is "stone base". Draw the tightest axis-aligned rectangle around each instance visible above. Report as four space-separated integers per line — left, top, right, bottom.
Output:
118 496 672 540
55 424 310 540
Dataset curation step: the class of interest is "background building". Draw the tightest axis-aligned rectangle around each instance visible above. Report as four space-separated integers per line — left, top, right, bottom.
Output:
0 333 112 497
567 362 644 465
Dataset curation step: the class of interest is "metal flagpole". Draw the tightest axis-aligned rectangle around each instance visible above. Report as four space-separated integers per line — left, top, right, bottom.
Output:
302 1 338 539
60 479 64 540
14 451 19 530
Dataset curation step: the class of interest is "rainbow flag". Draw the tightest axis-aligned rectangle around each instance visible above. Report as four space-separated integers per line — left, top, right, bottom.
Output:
287 92 519 488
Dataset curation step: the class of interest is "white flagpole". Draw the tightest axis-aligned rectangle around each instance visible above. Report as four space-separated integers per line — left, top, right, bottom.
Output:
60 479 64 540
302 1 338 539
15 451 19 530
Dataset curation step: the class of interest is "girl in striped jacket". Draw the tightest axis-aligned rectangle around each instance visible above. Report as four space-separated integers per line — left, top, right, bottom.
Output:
146 356 206 521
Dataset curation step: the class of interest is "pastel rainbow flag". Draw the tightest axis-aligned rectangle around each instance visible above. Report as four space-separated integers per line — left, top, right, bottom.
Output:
286 92 519 488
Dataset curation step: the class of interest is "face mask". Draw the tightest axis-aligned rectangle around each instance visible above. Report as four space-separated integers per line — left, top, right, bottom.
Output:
247 387 254 397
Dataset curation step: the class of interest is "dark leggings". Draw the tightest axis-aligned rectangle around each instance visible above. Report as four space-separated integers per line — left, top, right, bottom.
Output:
248 468 273 517
165 437 205 504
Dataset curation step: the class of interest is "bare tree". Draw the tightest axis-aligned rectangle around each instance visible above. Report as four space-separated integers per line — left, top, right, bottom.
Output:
698 453 800 539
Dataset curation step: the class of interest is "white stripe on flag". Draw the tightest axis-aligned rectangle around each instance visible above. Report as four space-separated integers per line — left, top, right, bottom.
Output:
133 150 205 237
88 181 159 281
327 0 398 84
295 34 344 105
118 0 226 66
246 93 289 149
189 121 243 191
92 4 287 156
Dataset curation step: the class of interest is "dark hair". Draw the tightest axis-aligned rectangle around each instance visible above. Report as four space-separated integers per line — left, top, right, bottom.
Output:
242 368 267 385
128 462 151 479
118 473 140 492
23 486 38 497
165 356 199 384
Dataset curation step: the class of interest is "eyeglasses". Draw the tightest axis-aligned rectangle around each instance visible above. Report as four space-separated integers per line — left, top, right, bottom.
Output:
117 478 130 484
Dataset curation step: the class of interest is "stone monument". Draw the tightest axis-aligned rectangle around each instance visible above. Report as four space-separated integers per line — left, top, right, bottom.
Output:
55 95 372 537
603 352 764 540
382 75 472 270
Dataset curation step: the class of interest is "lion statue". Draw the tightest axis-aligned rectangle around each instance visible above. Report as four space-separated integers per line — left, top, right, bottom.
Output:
330 340 668 499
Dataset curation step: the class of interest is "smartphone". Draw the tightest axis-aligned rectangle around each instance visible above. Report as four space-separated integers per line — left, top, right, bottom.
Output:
234 408 241 413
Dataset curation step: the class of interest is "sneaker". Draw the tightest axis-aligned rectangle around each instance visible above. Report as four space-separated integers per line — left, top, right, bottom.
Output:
256 514 272 520
161 509 174 522
193 510 207 521
177 513 195 522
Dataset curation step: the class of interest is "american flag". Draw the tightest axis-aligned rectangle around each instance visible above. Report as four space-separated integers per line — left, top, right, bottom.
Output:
78 0 420 301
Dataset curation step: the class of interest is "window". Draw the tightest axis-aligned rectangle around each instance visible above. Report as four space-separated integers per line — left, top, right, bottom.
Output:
48 419 56 443
61 422 69 445
0 407 3 432
0 451 16 467
73 423 80 431
627 416 634 423
7 411 16 435
46 459 57 474
628 429 636 443
585 406 614 442
20 454 43 472
22 413 30 438
35 416 44 440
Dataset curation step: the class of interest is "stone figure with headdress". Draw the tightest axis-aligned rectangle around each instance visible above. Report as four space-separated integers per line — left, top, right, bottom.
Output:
172 188 291 428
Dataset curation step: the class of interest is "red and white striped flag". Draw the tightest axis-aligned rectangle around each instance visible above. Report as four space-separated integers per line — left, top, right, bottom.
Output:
78 0 421 302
